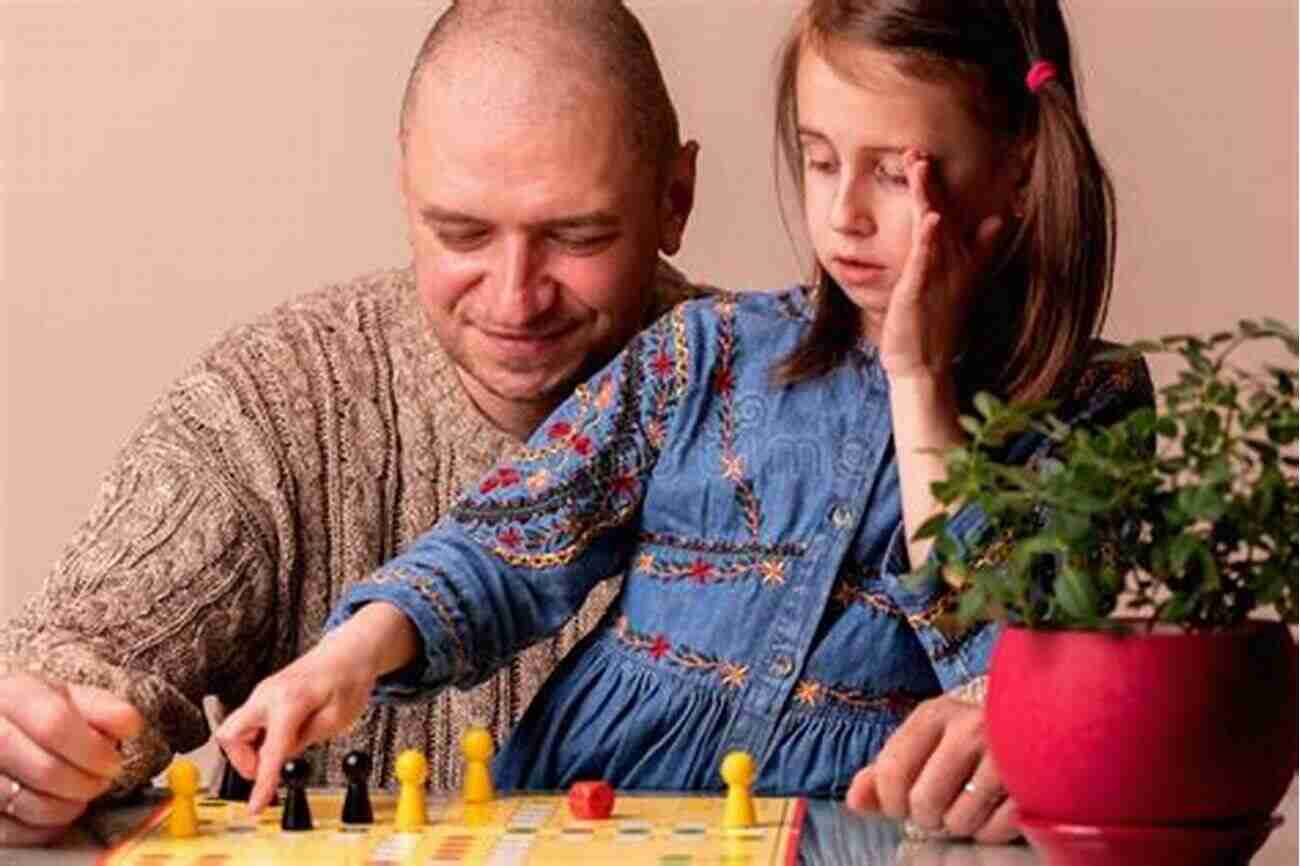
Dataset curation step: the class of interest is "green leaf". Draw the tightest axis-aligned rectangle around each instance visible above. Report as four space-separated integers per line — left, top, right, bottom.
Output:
913 513 949 541
1055 567 1097 622
1158 593 1196 623
1169 533 1201 577
973 392 1003 420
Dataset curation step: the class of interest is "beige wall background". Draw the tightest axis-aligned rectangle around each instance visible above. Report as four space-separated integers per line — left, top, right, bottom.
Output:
2 0 1297 617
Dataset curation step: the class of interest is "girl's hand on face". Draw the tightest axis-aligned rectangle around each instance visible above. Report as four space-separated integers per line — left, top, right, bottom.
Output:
878 150 1005 382
214 640 378 815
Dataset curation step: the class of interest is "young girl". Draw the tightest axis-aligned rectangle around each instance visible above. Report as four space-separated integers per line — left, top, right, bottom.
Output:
219 0 1149 836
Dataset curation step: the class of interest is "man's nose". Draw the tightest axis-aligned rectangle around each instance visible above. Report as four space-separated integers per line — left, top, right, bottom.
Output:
829 174 876 237
487 238 557 327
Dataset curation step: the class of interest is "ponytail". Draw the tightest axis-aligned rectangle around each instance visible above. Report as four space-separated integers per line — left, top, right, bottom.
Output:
993 71 1115 402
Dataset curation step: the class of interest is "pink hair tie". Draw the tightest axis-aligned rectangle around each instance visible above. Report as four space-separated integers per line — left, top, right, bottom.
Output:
1026 60 1058 94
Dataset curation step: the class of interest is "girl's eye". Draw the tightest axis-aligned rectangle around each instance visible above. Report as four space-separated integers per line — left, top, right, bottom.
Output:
802 152 838 175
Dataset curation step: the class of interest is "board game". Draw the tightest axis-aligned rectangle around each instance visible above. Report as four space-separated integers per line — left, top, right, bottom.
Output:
98 788 807 866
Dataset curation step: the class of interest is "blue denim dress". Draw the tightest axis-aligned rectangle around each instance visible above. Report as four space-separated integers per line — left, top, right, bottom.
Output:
326 288 1152 796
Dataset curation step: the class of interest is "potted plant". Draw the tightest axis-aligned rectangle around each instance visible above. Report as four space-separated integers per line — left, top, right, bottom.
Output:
915 319 1298 866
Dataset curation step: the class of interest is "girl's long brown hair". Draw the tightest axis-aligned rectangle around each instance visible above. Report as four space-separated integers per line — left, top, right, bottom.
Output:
773 0 1115 404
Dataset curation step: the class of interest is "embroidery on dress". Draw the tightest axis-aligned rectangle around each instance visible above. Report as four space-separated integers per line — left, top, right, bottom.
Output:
366 565 470 678
634 551 792 588
828 564 970 645
637 531 804 558
713 295 764 541
614 616 750 691
791 678 922 717
450 307 691 569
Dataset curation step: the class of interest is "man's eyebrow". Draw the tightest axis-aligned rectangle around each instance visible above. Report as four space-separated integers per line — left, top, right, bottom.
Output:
420 205 485 224
537 212 621 231
418 206 621 230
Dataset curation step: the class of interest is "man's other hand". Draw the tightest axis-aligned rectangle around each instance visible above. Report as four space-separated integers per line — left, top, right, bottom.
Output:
0 672 143 847
845 695 1018 843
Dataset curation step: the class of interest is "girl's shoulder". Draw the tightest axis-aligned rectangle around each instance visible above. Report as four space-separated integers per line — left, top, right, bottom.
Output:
1055 338 1156 426
669 284 814 336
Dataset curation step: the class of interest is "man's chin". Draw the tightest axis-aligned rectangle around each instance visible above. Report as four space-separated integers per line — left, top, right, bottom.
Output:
468 366 583 408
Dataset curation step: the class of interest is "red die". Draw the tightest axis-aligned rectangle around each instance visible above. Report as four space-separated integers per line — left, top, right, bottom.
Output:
567 781 615 820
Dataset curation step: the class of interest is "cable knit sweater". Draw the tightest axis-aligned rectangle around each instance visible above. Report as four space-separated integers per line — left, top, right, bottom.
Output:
0 262 701 795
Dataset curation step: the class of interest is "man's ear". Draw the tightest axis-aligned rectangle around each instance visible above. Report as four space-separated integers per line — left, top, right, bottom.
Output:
395 136 409 204
396 140 416 249
659 140 699 256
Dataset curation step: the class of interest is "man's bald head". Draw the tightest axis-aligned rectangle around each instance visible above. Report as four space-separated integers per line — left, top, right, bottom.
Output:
399 0 681 182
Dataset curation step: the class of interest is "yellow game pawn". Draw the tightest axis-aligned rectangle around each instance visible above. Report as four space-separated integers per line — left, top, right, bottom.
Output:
166 759 201 838
395 750 428 832
461 727 496 804
720 751 757 829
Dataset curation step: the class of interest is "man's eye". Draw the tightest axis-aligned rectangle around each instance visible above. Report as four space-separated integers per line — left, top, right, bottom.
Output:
437 229 490 249
553 234 614 252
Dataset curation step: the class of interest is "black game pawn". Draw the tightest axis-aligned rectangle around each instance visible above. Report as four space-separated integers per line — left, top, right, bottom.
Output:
217 751 254 802
340 751 374 825
280 758 313 832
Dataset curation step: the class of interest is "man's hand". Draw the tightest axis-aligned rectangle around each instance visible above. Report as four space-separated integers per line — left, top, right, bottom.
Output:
845 695 1018 843
0 672 143 847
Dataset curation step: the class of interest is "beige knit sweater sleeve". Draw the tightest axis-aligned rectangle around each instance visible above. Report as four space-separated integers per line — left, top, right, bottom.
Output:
0 364 284 793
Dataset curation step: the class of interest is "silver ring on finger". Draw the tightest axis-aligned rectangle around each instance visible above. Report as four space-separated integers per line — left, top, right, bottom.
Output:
962 779 1005 802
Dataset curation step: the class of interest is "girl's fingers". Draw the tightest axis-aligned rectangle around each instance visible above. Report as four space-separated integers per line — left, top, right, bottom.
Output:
214 706 263 783
894 219 941 312
247 711 303 815
904 149 935 217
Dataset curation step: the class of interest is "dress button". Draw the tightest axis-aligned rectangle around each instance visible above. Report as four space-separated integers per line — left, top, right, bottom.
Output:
770 655 794 678
831 505 854 529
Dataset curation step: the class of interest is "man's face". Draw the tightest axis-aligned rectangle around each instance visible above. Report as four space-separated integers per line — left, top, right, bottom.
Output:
400 74 689 427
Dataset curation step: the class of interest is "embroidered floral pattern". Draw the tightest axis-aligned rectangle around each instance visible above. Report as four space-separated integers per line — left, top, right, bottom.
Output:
828 564 965 634
828 567 907 621
713 296 764 541
367 565 469 678
790 678 922 717
637 532 805 558
632 551 792 588
614 617 749 691
451 308 690 569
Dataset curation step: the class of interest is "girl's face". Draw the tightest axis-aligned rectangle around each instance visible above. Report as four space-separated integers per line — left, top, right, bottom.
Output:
795 42 1023 340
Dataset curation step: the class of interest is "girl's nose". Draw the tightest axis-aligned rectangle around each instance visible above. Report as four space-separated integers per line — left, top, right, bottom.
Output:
829 175 876 237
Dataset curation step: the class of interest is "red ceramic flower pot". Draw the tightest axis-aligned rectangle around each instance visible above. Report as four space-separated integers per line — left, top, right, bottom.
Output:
986 620 1298 826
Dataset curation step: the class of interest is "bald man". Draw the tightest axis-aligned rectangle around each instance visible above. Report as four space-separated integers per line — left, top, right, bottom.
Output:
0 1 700 846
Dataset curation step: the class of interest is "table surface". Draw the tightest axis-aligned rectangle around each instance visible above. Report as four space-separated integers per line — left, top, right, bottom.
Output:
7 781 1296 865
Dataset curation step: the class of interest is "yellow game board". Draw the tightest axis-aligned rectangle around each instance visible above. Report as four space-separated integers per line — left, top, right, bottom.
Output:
99 789 807 866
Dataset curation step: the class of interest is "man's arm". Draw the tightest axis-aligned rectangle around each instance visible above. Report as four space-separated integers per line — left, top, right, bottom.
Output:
0 365 282 845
